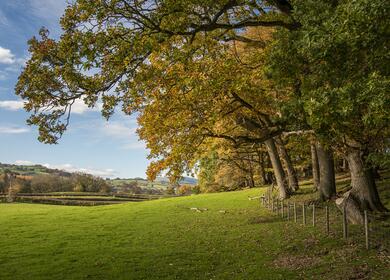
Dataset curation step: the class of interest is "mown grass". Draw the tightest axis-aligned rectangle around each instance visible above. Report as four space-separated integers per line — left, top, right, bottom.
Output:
0 182 389 279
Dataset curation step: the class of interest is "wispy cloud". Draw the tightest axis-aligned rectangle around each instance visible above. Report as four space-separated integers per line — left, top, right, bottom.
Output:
0 100 24 110
0 10 8 26
103 121 137 138
121 141 146 150
0 125 30 134
101 120 146 150
28 0 68 24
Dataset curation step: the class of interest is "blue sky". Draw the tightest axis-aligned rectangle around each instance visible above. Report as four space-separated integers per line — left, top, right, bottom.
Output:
0 0 150 178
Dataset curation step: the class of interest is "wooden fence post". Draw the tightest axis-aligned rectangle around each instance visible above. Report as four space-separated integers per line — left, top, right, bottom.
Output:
325 206 329 235
312 204 315 226
364 210 369 249
343 205 348 239
302 204 306 225
272 199 274 212
281 201 284 218
294 202 297 223
287 203 290 221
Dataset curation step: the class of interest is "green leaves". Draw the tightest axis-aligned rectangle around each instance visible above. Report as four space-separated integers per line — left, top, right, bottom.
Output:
269 0 390 156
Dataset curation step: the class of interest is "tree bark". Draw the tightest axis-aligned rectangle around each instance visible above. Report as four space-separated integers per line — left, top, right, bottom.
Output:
316 142 336 201
265 138 290 199
346 148 387 212
275 136 299 191
310 143 320 190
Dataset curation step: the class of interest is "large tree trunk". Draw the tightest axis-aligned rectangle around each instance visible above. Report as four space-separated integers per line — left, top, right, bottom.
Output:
316 142 336 201
275 136 299 191
265 138 290 199
346 148 387 212
310 143 320 190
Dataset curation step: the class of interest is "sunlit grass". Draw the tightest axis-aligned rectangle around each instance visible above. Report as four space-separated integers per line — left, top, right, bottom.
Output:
0 181 389 280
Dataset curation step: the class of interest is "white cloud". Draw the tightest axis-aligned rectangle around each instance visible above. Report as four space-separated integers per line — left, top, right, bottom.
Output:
0 99 101 114
0 100 24 111
0 125 30 134
42 163 116 177
14 160 116 177
15 160 34 165
0 46 15 64
71 99 101 114
4 57 27 72
0 47 27 79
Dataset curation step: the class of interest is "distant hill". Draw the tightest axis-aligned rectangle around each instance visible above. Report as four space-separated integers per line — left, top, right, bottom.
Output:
180 177 198 185
0 162 198 186
154 176 198 185
0 163 72 177
108 176 197 188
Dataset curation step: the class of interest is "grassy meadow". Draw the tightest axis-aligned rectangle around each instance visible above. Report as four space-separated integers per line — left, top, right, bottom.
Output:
1 179 389 280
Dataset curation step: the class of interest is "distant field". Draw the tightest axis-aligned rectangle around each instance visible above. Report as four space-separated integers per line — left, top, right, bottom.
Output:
0 180 389 280
0 192 180 206
109 178 168 190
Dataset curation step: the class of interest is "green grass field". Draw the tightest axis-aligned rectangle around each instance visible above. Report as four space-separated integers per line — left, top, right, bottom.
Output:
0 183 389 280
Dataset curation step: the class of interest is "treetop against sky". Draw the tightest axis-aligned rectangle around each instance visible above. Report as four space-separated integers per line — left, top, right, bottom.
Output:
0 0 149 179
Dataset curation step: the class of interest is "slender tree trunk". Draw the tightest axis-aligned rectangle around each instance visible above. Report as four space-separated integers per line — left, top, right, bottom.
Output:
248 175 255 188
256 150 266 185
341 158 348 172
346 148 387 212
248 156 255 188
265 138 290 199
275 136 299 191
264 152 274 185
310 143 320 190
316 142 336 201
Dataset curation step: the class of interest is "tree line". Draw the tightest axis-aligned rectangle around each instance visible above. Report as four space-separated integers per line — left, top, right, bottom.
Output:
15 0 389 221
0 171 111 193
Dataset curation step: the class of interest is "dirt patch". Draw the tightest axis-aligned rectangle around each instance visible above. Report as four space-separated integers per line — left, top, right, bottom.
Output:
272 254 320 270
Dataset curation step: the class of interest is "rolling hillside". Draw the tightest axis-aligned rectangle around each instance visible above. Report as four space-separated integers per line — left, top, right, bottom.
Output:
0 163 72 177
0 163 198 188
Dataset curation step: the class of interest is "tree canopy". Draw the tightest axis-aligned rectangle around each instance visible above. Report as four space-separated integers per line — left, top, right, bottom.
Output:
15 0 389 212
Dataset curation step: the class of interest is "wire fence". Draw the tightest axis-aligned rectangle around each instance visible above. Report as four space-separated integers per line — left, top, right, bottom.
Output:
260 190 390 253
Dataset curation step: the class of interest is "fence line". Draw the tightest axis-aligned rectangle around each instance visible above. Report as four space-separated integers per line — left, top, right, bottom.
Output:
260 192 390 252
